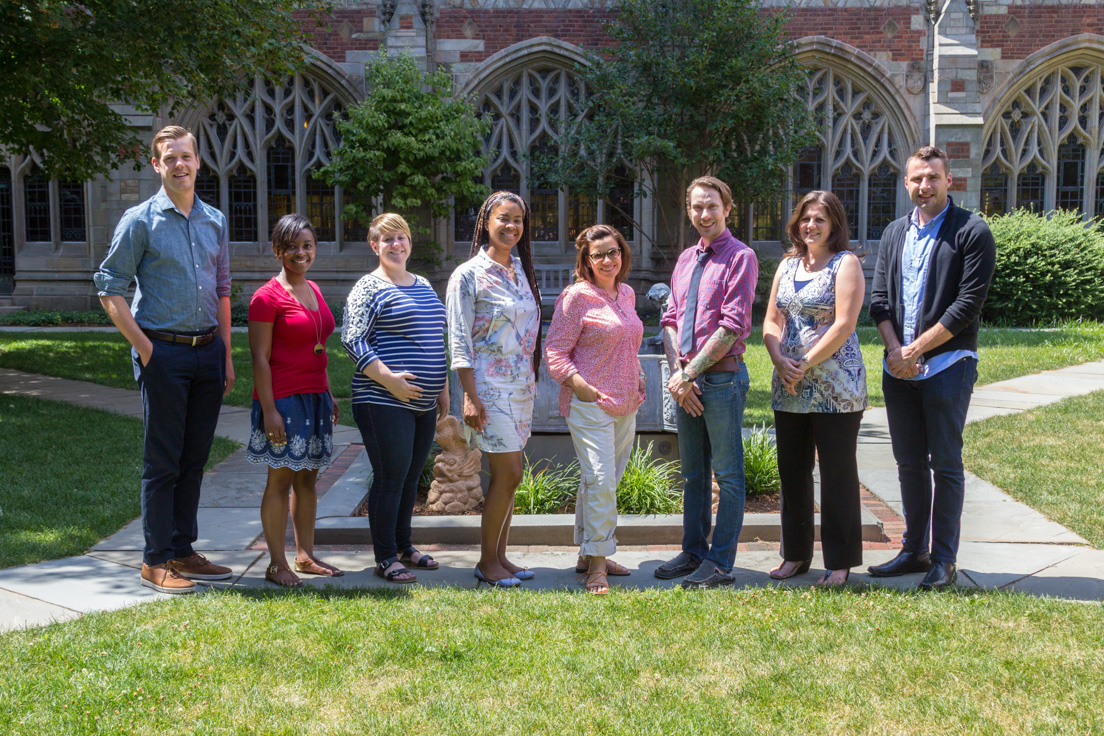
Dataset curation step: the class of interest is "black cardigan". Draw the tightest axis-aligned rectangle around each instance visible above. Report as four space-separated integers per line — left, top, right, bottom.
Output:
869 197 996 359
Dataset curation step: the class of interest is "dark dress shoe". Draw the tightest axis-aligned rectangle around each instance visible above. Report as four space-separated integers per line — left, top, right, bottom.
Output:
917 562 957 591
867 550 932 578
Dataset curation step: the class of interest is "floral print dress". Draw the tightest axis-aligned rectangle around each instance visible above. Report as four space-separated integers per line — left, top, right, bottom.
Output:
446 248 541 452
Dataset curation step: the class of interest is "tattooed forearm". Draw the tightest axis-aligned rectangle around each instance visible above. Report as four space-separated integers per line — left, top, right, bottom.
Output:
662 326 680 373
683 327 737 380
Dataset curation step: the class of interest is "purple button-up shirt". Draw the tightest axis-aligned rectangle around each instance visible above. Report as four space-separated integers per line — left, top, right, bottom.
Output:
660 228 758 362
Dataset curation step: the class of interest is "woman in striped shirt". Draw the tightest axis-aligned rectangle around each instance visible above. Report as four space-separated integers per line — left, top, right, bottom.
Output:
342 213 449 584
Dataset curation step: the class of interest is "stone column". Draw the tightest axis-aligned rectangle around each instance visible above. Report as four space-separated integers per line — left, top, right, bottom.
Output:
931 0 984 211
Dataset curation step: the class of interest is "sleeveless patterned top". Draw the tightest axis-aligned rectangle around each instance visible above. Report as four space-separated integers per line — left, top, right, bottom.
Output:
770 251 868 414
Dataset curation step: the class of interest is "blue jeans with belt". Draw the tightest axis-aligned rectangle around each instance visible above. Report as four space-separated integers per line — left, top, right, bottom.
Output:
676 364 750 573
882 357 977 564
133 337 226 566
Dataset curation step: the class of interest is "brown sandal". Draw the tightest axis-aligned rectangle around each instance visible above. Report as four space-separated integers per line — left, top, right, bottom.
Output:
575 558 631 576
584 569 609 595
294 556 344 577
265 564 303 588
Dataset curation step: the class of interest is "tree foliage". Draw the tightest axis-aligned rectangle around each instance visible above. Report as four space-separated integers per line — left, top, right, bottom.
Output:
534 0 815 254
0 1 329 179
318 53 490 268
983 209 1104 325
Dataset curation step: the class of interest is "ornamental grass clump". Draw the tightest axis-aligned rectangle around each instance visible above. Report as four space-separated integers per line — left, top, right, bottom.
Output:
616 441 682 514
514 458 580 514
743 426 781 497
983 209 1104 325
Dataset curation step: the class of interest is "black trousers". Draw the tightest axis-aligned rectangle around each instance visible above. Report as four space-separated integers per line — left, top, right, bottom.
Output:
774 410 864 571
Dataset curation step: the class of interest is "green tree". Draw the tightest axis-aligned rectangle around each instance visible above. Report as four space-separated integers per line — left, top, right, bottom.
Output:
0 1 330 180
535 0 815 256
318 52 490 269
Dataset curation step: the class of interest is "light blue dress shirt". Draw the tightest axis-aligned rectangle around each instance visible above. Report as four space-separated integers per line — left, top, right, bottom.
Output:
94 188 230 332
885 203 977 381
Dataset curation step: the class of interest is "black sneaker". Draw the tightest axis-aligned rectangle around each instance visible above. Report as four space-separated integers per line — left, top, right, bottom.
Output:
681 559 735 589
654 551 701 580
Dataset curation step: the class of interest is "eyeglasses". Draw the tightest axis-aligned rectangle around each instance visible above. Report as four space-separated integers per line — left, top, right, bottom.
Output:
588 248 621 261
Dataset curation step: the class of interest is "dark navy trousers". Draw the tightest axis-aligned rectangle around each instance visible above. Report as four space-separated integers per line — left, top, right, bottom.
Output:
133 337 225 566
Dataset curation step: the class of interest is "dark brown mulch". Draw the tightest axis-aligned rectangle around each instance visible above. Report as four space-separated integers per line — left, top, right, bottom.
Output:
745 493 781 513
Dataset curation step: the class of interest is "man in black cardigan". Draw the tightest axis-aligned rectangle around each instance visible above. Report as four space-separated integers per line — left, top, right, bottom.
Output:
867 145 996 590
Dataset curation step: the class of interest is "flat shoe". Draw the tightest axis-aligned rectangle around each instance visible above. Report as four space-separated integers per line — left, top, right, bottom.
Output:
584 569 609 595
655 552 701 580
399 548 439 570
512 567 535 580
817 569 850 586
575 558 631 576
294 557 344 577
374 560 416 584
265 564 303 588
474 567 520 588
769 559 812 580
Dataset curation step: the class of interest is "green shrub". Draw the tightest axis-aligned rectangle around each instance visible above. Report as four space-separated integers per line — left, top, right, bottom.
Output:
743 426 780 497
514 459 579 514
616 441 682 514
983 209 1104 325
0 310 112 326
752 255 779 325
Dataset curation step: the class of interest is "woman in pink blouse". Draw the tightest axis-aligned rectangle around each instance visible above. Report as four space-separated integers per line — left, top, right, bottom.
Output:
545 224 646 594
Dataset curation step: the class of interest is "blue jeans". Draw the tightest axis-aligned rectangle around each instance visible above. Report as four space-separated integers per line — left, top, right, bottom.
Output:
354 402 437 563
883 357 977 564
133 337 226 566
676 364 749 572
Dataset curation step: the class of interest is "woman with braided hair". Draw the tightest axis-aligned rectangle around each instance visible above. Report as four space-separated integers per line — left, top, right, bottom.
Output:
446 191 542 587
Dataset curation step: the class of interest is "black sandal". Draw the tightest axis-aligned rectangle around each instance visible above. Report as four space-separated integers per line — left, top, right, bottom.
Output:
374 558 416 584
399 548 439 570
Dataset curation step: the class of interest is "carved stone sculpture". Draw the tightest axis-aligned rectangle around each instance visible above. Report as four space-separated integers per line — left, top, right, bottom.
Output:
427 415 484 513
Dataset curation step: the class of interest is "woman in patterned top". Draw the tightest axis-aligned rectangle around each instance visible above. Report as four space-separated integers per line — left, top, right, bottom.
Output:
763 191 868 586
343 213 449 584
248 214 343 588
545 224 646 595
446 191 542 588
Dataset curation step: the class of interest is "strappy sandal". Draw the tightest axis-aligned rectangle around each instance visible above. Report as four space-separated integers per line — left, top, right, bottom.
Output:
374 559 416 584
294 556 344 577
575 558 631 576
584 569 609 595
399 548 439 570
265 564 303 588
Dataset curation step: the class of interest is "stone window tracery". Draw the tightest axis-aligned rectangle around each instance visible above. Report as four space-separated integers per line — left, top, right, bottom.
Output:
0 168 12 294
455 64 635 252
196 72 349 244
982 64 1104 218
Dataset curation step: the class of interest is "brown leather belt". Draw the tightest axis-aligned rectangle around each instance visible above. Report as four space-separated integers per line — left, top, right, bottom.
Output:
682 355 743 374
142 328 217 347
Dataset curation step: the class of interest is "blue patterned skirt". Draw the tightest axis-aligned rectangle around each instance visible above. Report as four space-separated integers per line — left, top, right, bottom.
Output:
246 392 334 471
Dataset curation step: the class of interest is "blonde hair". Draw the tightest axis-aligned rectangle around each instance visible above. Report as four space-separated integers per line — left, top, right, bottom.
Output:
369 213 412 243
151 125 198 163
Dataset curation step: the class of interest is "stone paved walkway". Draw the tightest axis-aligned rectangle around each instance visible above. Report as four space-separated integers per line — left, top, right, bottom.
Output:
2 354 1103 633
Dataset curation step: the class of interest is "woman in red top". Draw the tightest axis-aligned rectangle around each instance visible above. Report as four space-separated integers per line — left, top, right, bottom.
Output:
545 224 646 594
248 214 343 587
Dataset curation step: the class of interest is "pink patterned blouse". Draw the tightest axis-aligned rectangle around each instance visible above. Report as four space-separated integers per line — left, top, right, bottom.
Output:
544 280 646 418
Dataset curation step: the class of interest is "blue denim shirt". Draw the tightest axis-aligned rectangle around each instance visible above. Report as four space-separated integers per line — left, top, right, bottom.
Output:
94 188 230 332
885 203 976 381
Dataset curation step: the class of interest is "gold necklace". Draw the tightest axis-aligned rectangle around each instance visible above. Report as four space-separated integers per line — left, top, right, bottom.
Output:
282 276 324 355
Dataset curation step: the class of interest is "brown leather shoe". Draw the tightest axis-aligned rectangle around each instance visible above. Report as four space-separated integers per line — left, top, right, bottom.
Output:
170 553 232 580
141 562 195 595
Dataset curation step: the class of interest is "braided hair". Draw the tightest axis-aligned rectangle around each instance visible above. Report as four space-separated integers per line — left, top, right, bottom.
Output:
469 190 542 373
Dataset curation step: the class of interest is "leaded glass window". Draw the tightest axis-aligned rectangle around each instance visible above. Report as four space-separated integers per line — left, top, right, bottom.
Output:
59 181 86 242
0 168 13 293
196 70 347 244
981 163 1008 217
867 163 897 240
196 165 220 209
23 168 50 242
982 64 1104 217
459 65 637 255
832 163 860 240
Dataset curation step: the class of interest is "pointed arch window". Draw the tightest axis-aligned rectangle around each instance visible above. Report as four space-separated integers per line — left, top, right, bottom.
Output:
982 64 1104 217
0 168 13 294
23 167 50 242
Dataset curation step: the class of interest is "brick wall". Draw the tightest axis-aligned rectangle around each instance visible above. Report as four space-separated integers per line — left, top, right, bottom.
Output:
437 8 619 62
781 8 926 62
979 7 1104 58
296 8 381 61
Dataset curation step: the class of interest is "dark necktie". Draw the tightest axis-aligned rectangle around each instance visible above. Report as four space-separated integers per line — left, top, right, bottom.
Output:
679 247 712 356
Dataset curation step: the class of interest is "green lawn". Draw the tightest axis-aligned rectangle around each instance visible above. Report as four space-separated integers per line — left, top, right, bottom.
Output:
3 587 1103 734
964 390 1104 548
6 324 1102 428
0 395 238 568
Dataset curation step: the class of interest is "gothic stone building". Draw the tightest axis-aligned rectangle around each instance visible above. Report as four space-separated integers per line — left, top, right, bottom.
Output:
2 0 1103 310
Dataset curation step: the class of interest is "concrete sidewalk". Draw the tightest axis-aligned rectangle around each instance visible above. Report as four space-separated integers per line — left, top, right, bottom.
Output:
2 359 1103 633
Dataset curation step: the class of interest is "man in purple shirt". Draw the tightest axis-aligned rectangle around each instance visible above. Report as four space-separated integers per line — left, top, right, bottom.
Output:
656 176 759 588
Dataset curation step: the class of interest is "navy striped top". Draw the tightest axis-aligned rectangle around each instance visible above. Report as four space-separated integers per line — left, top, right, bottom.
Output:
341 273 447 412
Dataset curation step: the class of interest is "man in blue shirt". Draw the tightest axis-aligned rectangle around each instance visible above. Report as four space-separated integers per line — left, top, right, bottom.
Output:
868 145 996 590
95 125 236 594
